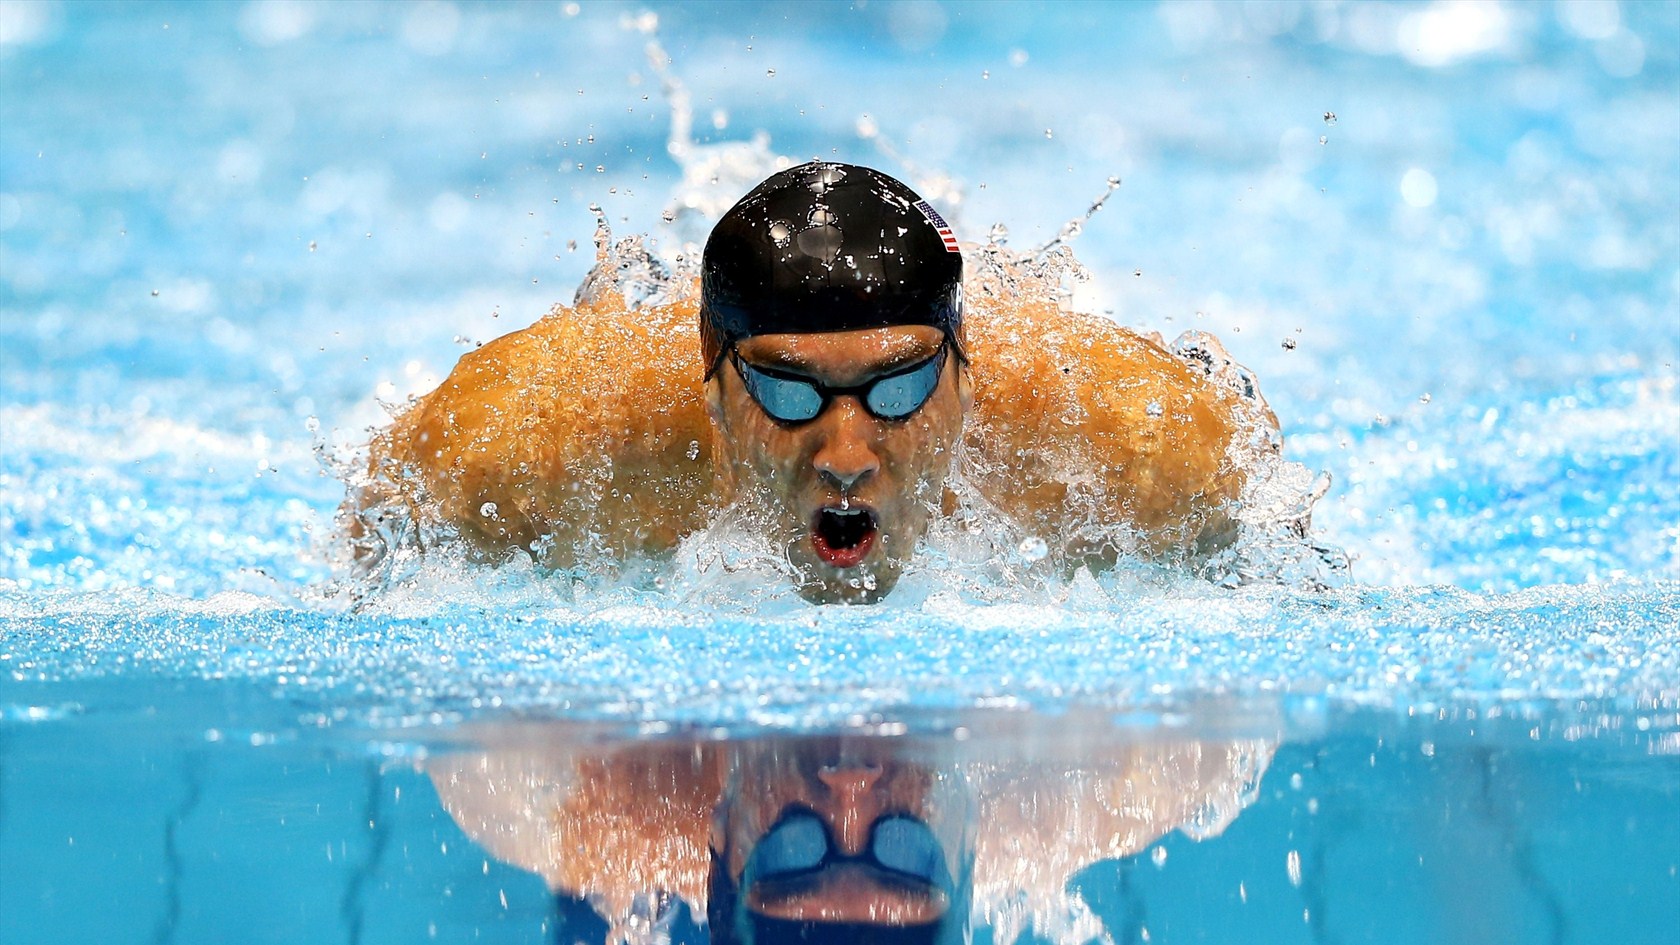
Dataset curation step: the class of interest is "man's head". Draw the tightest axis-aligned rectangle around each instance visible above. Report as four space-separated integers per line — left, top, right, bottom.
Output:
701 162 970 604
707 738 970 945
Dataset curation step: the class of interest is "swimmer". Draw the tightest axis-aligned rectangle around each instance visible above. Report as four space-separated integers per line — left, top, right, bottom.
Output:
430 724 1272 945
352 161 1276 603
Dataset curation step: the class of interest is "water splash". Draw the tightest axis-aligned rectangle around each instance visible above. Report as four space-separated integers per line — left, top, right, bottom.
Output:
1032 175 1122 257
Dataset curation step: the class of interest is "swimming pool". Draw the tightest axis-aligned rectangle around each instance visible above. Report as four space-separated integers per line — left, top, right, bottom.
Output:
2 1 1676 942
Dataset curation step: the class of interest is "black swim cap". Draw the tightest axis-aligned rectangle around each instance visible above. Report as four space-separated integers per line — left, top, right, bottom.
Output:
701 161 964 377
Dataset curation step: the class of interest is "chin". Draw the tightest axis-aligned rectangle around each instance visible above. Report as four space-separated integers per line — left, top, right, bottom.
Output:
795 559 902 605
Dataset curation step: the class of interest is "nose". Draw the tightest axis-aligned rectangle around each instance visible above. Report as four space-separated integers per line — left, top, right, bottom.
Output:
811 398 881 493
817 762 885 856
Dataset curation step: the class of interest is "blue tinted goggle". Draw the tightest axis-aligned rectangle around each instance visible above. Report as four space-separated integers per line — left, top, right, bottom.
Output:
733 345 949 424
746 809 952 890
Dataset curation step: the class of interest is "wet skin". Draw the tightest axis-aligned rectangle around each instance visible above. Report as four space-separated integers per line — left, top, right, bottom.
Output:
356 291 1261 591
705 325 971 605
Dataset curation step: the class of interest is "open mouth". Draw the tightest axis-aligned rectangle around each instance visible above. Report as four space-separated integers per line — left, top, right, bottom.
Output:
811 506 878 569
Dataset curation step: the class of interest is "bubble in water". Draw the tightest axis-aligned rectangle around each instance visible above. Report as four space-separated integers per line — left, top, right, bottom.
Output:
1151 846 1168 868
308 240 317 252
686 440 700 461
987 222 1009 246
1146 400 1164 418
1044 128 1053 140
1016 536 1048 562
661 209 675 223
1281 338 1297 350
150 289 159 297
1323 111 1337 124
1286 849 1303 887
981 69 990 79
856 114 878 139
479 502 499 520
766 68 775 77
1419 393 1432 404
1319 135 1328 145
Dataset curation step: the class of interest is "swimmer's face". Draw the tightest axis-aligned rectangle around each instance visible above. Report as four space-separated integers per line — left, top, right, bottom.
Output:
705 325 970 604
715 739 964 932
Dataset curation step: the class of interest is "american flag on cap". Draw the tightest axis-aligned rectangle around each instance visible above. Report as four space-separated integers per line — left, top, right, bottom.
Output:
914 199 961 253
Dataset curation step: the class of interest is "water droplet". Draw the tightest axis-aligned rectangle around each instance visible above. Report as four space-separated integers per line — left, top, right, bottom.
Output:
1286 849 1303 887
1016 536 1048 562
1319 135 1328 145
150 289 159 297
987 222 1009 246
1044 128 1053 140
595 165 605 173
1323 111 1337 125
766 68 776 77
1281 337 1297 350
1419 392 1432 404
1134 268 1143 277
1151 846 1169 868
661 209 675 223
1145 400 1163 418
981 70 990 79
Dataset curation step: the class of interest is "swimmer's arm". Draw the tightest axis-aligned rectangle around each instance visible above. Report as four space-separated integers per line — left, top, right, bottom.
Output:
357 324 562 559
968 311 1266 565
352 297 712 568
970 739 1274 884
428 740 723 913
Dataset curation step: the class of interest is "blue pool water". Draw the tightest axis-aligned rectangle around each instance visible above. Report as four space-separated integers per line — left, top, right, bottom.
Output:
2 2 1677 943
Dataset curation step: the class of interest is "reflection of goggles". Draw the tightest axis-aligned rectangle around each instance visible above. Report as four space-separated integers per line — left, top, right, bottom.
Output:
732 344 949 425
746 808 953 891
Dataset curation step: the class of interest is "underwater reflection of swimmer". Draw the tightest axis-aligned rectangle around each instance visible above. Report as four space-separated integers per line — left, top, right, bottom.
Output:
351 161 1282 603
429 724 1272 945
